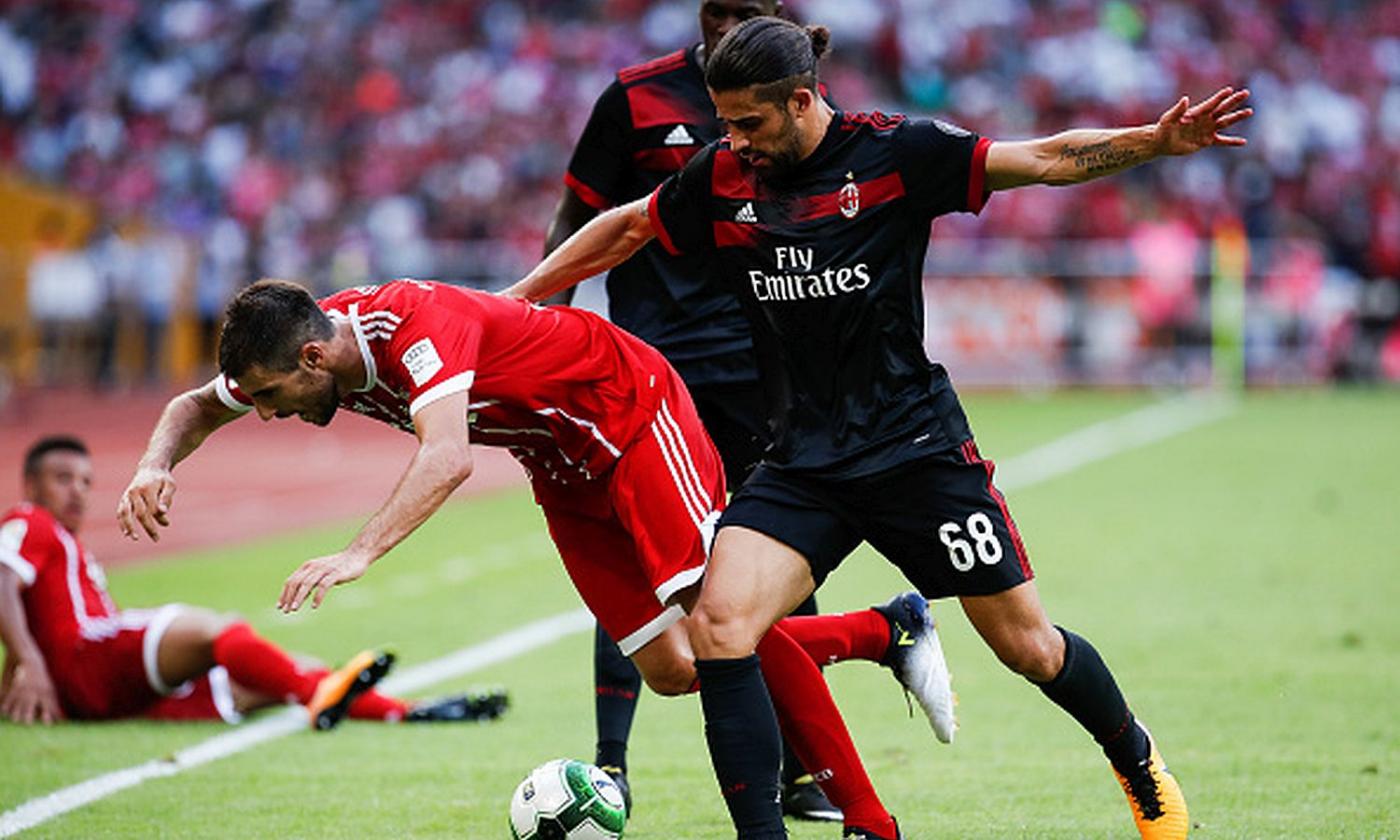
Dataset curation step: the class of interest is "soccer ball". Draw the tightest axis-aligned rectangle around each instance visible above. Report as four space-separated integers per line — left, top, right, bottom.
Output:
509 759 628 839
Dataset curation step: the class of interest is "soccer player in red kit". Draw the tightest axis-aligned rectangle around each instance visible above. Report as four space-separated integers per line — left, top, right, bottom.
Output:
1 436 505 727
117 278 951 838
506 17 1252 839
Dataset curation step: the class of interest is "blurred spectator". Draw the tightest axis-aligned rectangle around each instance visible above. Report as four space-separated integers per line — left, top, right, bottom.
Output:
90 220 138 386
0 0 1395 384
26 212 103 384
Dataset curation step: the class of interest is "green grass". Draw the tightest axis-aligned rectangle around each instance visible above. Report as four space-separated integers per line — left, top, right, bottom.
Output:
3 390 1398 838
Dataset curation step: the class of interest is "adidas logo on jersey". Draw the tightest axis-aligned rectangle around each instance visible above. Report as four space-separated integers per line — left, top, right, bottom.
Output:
734 202 758 224
664 125 695 146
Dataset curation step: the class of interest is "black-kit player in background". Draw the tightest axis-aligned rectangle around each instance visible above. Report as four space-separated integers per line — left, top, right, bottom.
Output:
510 16 1253 840
544 0 885 823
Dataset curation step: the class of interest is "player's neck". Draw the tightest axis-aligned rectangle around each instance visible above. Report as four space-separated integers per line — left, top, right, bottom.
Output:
796 99 835 162
328 320 369 393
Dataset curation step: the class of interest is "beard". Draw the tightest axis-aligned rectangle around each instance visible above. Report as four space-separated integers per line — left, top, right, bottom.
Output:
302 380 340 426
745 113 804 180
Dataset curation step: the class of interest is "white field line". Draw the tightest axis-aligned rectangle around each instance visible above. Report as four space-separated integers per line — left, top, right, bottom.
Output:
0 609 592 838
994 391 1236 492
0 392 1233 836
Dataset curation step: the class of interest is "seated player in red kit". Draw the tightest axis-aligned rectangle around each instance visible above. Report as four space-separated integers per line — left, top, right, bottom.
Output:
0 436 506 728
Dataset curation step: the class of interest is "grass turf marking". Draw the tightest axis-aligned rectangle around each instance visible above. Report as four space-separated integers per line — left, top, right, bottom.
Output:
0 610 592 838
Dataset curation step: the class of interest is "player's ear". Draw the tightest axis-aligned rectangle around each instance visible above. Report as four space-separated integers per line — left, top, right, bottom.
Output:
789 86 814 118
300 342 324 370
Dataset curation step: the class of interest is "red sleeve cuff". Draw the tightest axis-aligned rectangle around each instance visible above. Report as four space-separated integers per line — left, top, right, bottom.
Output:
648 186 681 256
967 136 992 214
565 172 611 211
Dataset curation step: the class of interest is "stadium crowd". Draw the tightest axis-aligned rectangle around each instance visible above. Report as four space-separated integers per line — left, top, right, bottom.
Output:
1 0 1397 382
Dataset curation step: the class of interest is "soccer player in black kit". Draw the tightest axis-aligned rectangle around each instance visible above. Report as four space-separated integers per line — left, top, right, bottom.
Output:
545 0 904 823
512 16 1252 840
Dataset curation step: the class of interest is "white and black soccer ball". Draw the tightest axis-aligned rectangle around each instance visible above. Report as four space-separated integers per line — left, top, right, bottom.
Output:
509 759 627 839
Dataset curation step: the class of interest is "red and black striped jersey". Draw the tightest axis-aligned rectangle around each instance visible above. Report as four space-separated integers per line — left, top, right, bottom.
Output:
563 45 753 387
649 111 992 479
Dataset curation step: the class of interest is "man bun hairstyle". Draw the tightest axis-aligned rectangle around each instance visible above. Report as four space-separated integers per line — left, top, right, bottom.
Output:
706 17 830 105
23 436 89 477
218 278 334 379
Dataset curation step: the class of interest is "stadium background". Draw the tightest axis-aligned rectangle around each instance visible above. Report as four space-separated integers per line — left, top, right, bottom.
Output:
1 0 1397 394
0 1 1397 838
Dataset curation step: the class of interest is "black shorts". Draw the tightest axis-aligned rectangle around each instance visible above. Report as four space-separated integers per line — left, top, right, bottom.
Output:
719 439 1034 599
690 380 770 489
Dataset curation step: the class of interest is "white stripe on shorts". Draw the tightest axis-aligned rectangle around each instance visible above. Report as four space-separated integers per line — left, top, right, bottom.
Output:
140 604 187 695
206 666 243 724
651 422 704 527
657 400 711 513
616 603 687 656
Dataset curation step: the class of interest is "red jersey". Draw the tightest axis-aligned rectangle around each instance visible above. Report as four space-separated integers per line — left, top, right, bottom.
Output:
216 280 676 487
0 502 123 659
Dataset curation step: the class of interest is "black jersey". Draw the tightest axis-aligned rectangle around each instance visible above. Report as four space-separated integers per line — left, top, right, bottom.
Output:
649 110 992 479
564 45 754 386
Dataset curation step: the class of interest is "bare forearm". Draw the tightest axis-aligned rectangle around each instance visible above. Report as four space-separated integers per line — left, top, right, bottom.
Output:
0 578 43 667
345 442 472 562
539 192 600 305
138 388 239 471
508 199 653 302
544 191 599 257
988 125 1161 190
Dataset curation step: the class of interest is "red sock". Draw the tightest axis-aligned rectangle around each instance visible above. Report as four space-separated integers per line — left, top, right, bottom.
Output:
211 622 318 704
756 625 898 839
303 668 411 721
777 609 891 667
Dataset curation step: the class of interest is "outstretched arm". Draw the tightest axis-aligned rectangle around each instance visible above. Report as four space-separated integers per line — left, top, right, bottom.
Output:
503 195 655 302
0 568 63 724
538 189 603 306
985 87 1252 191
277 389 473 613
118 381 245 542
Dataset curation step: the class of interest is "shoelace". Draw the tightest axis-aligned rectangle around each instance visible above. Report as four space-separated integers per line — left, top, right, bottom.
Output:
1123 758 1165 820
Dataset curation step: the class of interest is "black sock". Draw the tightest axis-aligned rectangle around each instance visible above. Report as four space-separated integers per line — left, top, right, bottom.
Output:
593 623 641 772
1035 626 1150 774
696 656 786 839
781 593 819 786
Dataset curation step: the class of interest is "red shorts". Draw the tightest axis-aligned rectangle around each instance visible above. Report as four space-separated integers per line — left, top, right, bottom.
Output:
541 382 726 655
48 604 237 722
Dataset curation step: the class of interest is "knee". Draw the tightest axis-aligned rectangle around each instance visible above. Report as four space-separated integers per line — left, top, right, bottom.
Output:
185 607 241 648
992 625 1064 683
686 600 763 660
639 659 697 697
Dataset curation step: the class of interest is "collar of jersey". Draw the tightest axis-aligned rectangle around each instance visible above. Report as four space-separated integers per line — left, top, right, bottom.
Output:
749 110 845 188
790 109 845 180
341 304 378 393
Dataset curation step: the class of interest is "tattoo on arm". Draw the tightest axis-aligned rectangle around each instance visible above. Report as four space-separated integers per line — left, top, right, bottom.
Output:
1059 140 1140 175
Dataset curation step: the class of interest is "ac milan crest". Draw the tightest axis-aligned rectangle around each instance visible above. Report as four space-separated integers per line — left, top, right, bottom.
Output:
838 180 861 219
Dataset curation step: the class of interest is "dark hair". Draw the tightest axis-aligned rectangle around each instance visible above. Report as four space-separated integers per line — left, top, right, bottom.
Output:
24 436 89 477
218 279 334 379
705 17 829 104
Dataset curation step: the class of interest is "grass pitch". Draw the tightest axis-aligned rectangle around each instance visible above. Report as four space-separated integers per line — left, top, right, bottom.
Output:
2 390 1397 838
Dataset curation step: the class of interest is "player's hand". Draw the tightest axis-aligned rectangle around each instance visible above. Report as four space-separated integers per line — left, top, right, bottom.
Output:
277 551 373 613
117 466 178 542
0 660 64 725
1153 87 1252 156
